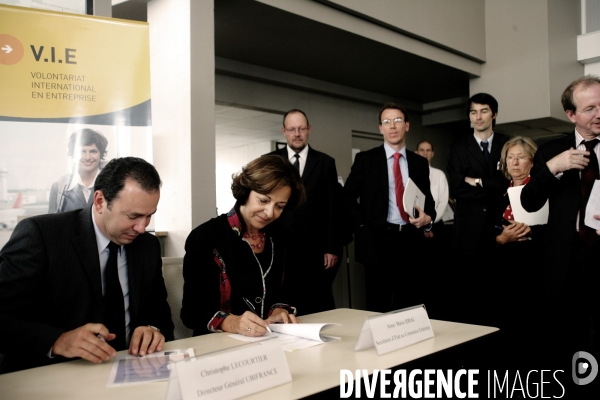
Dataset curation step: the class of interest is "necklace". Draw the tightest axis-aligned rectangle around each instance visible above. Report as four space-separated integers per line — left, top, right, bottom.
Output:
247 237 274 318
243 231 266 249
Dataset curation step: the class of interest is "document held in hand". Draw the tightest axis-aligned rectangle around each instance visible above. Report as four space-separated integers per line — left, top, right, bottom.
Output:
402 178 425 218
507 185 549 226
584 180 600 229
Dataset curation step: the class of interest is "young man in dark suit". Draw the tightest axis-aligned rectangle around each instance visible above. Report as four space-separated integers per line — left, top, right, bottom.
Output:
446 93 509 325
269 109 346 315
344 102 435 312
521 76 600 372
0 157 174 373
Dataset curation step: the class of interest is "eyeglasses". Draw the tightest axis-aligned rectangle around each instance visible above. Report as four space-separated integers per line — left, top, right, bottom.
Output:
381 118 404 125
576 106 600 115
284 127 308 134
506 155 530 162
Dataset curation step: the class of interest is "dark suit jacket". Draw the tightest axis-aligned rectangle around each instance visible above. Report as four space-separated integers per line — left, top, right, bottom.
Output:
447 133 509 249
0 206 174 372
269 146 345 255
520 133 591 294
344 145 436 230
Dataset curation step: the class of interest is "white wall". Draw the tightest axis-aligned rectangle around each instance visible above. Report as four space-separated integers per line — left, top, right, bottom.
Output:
578 30 600 76
471 0 582 124
216 141 272 215
148 0 216 256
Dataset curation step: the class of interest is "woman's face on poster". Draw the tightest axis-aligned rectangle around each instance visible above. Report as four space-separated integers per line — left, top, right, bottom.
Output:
77 143 101 174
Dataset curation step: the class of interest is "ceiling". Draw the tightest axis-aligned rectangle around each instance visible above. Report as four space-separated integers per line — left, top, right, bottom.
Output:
113 0 470 105
112 0 571 146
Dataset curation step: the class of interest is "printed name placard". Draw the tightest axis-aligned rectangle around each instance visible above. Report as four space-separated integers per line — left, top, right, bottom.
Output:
355 305 434 355
173 343 291 400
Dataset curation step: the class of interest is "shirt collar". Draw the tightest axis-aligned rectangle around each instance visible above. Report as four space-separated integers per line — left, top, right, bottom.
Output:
383 142 406 159
575 129 600 146
473 132 494 148
286 144 309 160
68 169 100 192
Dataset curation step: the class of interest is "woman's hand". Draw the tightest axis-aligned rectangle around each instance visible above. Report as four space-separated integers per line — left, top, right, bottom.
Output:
496 221 531 245
220 311 271 337
266 308 301 324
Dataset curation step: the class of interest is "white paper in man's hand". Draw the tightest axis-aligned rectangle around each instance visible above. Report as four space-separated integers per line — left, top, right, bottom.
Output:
584 180 600 229
403 178 425 218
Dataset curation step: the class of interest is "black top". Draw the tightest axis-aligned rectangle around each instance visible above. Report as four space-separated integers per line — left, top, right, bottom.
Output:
181 210 291 336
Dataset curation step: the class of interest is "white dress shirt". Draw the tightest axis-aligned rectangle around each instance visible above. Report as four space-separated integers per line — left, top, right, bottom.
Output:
429 166 449 223
67 169 99 203
286 145 309 177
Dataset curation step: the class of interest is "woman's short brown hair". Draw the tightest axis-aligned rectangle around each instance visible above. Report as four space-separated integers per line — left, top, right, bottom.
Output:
231 155 306 210
499 136 538 180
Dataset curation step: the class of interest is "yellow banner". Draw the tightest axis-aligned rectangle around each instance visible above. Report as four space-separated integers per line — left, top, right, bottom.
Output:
0 4 150 119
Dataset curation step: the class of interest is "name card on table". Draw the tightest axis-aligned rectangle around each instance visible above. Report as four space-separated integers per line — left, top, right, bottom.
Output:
355 305 434 355
172 342 291 400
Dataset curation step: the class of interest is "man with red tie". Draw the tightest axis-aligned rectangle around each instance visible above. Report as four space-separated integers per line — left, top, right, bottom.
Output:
521 75 600 368
344 102 435 312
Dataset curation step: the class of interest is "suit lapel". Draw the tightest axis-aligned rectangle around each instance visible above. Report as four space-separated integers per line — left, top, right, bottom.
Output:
466 135 490 171
125 239 143 324
488 136 503 172
302 147 317 182
563 133 581 182
376 145 389 196
73 184 88 206
71 206 103 306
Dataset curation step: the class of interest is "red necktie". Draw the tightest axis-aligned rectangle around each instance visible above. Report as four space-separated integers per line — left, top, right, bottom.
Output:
579 140 599 247
393 152 409 222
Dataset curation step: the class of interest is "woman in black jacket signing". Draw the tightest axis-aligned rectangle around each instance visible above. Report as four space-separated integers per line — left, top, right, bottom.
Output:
181 155 305 337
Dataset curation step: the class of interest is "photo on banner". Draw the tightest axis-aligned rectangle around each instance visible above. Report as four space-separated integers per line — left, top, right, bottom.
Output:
0 4 153 248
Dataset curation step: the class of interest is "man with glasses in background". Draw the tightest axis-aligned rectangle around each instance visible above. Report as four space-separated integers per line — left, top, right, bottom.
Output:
269 109 347 315
344 102 435 312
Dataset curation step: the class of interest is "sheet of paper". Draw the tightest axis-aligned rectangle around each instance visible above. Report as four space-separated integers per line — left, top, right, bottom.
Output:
107 348 195 387
228 333 277 342
260 331 340 352
268 323 341 342
507 185 549 225
584 180 600 229
403 178 425 218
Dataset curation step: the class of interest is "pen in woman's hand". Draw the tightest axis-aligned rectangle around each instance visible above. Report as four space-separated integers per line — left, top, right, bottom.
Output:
243 297 272 333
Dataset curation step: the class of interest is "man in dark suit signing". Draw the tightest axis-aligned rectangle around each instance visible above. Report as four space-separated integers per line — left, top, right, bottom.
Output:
345 102 435 312
447 93 509 325
521 75 600 368
0 157 174 373
269 109 345 315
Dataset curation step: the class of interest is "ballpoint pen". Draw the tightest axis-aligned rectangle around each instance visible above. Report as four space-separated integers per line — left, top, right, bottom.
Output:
243 297 272 333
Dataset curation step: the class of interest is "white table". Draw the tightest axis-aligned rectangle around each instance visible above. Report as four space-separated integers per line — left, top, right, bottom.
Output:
0 308 498 399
